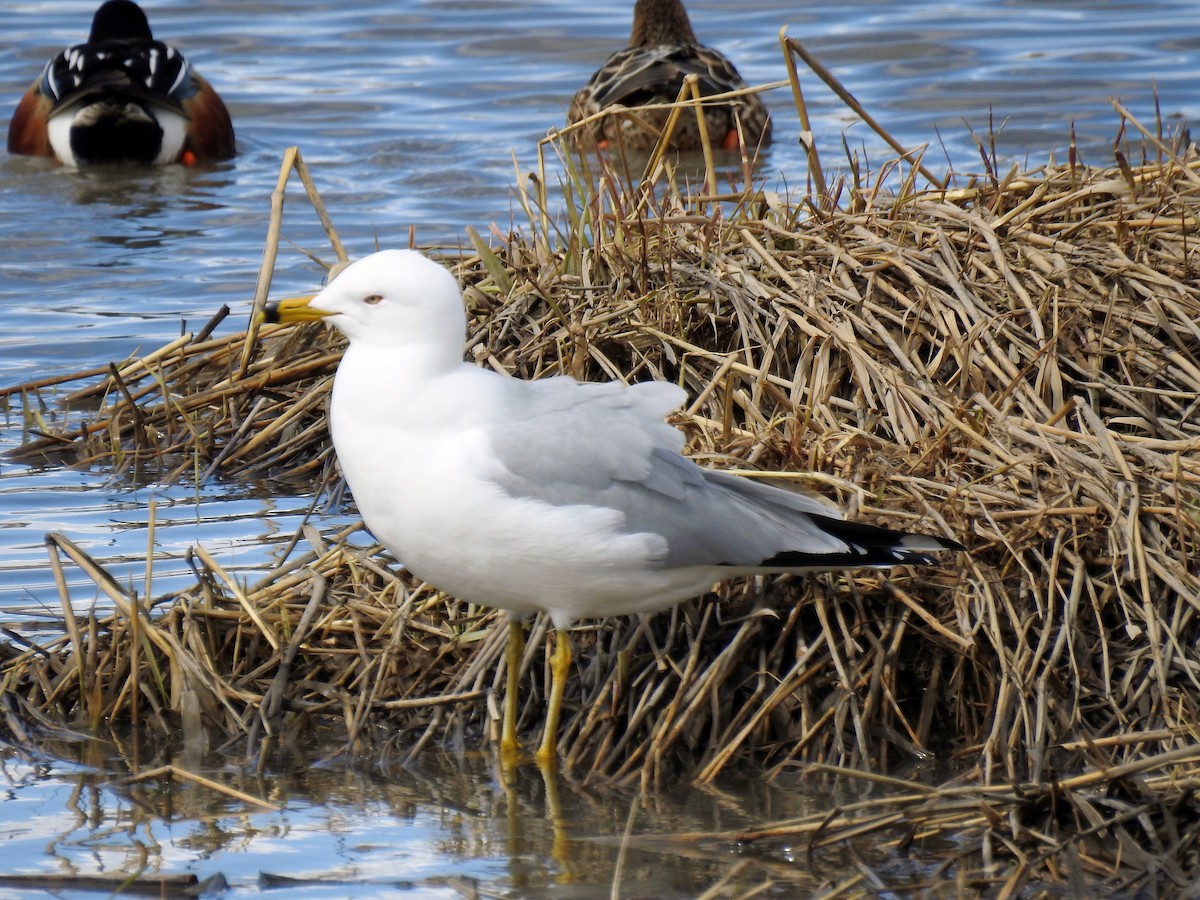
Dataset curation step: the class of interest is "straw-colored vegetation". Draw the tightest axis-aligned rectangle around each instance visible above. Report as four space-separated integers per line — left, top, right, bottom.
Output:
3 39 1200 893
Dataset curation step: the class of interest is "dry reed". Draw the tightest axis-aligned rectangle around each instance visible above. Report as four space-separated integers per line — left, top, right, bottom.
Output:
2 43 1200 892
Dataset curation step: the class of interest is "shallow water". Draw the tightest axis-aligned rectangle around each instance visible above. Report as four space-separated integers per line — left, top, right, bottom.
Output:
0 0 1196 892
2 740 941 898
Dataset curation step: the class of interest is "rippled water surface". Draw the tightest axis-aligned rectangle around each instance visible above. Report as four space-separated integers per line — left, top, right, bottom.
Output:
0 0 1196 893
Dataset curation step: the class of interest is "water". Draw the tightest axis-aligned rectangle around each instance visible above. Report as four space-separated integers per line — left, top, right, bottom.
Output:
0 0 1195 892
1 744 858 897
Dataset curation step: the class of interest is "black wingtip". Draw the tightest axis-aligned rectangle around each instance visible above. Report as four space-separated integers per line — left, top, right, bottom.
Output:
758 548 953 570
757 519 966 571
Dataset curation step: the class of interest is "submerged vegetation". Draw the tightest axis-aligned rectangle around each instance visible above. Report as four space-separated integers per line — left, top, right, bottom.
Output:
3 43 1200 893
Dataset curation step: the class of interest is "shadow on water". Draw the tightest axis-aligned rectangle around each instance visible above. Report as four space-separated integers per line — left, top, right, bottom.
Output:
34 163 239 254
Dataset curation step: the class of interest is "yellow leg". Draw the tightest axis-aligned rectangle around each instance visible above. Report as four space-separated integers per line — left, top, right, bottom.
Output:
501 618 524 759
536 629 572 763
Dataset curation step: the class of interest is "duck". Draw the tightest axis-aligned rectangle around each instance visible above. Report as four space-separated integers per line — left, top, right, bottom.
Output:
567 0 771 153
263 249 964 763
7 0 235 166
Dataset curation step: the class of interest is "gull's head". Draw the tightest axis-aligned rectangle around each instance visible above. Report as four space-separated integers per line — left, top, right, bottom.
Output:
262 249 466 353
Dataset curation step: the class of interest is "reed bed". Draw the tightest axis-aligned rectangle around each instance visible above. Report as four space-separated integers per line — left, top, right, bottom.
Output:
3 61 1200 890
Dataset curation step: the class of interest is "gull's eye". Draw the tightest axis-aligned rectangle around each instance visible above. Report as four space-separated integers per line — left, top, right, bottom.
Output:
363 294 383 306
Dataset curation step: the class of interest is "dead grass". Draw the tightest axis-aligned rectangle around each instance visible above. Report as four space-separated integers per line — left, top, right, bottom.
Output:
3 42 1200 893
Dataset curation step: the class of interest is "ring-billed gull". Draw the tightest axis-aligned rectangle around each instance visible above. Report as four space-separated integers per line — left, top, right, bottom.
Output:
263 249 964 762
7 0 235 166
567 0 771 152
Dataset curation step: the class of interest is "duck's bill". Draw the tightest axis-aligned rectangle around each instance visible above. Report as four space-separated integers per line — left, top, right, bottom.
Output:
260 295 331 324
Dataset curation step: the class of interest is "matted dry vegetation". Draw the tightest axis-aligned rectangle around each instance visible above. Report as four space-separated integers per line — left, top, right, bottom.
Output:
3 72 1200 891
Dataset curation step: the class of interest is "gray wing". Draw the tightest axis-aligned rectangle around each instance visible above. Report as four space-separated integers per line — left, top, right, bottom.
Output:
484 376 958 572
485 376 689 497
